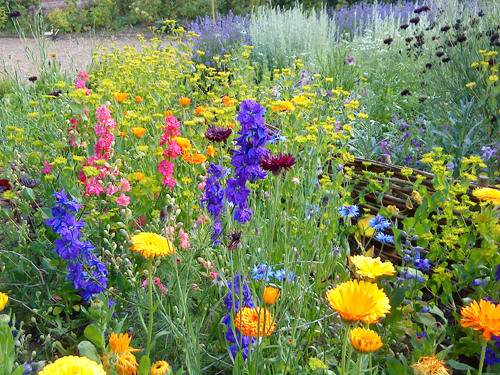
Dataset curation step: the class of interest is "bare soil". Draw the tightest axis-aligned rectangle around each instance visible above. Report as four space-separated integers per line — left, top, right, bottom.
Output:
0 29 160 80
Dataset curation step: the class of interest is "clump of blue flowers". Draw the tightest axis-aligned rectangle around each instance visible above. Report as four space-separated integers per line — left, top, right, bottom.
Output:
226 99 269 224
251 263 295 282
223 273 255 360
339 204 359 218
45 190 108 301
369 214 394 243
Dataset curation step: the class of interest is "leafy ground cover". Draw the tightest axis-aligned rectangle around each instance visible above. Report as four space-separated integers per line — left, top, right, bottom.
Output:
1 1 500 374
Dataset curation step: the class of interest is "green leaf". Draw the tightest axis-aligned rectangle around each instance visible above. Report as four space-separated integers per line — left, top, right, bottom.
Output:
21 187 36 202
52 306 63 315
138 355 151 375
385 356 405 375
78 341 102 364
12 365 25 375
84 324 104 348
448 360 475 371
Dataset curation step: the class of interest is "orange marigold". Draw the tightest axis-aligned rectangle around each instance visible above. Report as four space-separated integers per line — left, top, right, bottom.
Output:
165 110 173 117
182 151 207 164
460 299 500 340
114 93 128 103
179 97 191 106
206 145 217 158
234 307 275 337
101 333 140 375
135 96 143 103
131 127 146 137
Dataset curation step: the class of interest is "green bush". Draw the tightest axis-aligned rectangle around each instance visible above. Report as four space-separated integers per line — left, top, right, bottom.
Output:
46 2 89 33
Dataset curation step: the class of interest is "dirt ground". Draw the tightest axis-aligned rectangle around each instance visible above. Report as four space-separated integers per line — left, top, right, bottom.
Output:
0 29 161 80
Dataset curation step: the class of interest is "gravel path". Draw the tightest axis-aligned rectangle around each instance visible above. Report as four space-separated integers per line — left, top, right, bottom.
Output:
0 30 162 80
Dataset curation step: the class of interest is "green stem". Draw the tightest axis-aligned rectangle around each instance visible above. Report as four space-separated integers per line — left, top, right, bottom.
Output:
356 354 363 375
341 324 351 375
478 343 487 375
146 258 154 358
369 353 373 375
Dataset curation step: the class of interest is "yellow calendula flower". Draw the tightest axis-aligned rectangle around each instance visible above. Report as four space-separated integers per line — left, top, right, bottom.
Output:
173 137 191 150
129 232 176 258
473 188 500 206
326 280 390 323
271 100 295 112
350 255 395 280
0 292 8 311
150 361 170 375
101 333 140 375
263 286 280 304
350 327 383 353
38 356 106 375
410 355 450 375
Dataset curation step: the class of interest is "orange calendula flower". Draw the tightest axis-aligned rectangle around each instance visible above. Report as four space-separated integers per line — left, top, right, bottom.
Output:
350 255 395 280
119 131 127 137
223 95 235 106
130 232 176 258
133 172 145 181
350 327 383 353
131 127 147 137
101 333 140 375
195 106 207 115
227 123 234 129
473 187 500 205
263 286 280 304
410 355 450 375
114 93 129 103
173 137 191 150
182 151 207 164
179 97 191 106
165 110 173 117
234 307 275 337
50 53 56 57
460 299 500 340
135 96 142 103
206 145 217 158
326 280 390 323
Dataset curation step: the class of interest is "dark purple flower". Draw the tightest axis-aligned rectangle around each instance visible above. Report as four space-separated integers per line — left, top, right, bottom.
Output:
205 126 232 142
9 11 21 18
28 76 38 83
259 152 296 175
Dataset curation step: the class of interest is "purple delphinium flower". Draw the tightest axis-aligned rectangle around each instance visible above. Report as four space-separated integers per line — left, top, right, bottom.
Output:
496 264 500 282
46 190 108 301
226 99 269 223
201 163 226 245
413 253 431 272
484 347 500 366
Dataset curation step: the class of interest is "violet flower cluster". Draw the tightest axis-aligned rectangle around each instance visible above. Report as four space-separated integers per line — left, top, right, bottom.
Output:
226 99 269 224
201 164 226 245
222 273 255 360
45 190 108 301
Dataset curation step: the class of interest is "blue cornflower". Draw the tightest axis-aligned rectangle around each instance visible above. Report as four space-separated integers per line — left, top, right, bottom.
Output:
368 215 392 230
21 363 33 375
339 205 360 218
375 232 394 243
274 269 296 282
251 264 274 281
420 307 430 313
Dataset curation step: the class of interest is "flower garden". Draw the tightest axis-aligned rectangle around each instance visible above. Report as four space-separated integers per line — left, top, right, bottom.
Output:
1 0 500 374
